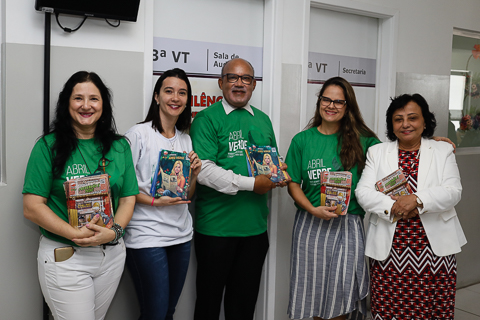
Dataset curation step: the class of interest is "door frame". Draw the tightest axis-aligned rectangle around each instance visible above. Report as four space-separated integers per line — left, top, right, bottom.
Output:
260 1 398 319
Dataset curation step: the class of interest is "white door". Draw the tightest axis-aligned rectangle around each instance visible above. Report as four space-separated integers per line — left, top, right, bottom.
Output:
307 8 379 130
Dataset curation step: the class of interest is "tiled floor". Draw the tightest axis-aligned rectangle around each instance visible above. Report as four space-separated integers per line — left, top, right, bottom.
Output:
44 283 480 319
365 282 480 319
455 283 480 319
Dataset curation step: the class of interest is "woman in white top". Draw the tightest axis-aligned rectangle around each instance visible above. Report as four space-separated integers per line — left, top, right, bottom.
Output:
124 68 201 320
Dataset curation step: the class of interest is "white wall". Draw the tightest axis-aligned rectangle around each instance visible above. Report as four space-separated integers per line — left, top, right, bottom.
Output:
1 0 480 319
1 1 148 319
5 1 145 50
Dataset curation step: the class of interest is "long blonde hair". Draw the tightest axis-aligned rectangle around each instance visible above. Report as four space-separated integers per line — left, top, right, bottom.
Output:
171 160 184 177
263 153 273 164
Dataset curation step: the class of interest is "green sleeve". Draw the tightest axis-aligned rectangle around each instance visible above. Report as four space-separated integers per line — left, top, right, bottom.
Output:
360 135 381 154
271 131 278 151
191 113 219 162
266 116 278 150
368 136 382 149
23 138 54 198
285 137 302 184
119 138 139 197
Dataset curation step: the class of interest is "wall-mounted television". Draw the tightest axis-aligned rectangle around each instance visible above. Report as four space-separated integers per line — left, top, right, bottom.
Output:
35 0 141 22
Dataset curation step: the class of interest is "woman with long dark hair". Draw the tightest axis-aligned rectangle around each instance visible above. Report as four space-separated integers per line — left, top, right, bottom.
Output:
124 68 201 320
286 77 379 320
23 71 138 320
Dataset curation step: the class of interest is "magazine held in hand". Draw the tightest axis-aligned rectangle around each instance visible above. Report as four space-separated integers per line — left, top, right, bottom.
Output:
245 144 289 183
320 171 352 215
375 168 413 223
150 150 191 200
63 173 114 228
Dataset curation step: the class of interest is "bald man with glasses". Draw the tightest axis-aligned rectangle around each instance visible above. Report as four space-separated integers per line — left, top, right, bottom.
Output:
190 58 287 320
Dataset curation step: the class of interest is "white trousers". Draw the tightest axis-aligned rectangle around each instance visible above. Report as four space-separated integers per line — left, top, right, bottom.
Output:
37 236 126 320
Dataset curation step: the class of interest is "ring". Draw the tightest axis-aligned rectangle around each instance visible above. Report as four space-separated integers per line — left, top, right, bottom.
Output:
400 212 404 216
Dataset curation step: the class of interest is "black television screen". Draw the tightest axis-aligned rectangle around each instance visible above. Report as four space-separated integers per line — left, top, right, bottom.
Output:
35 0 141 22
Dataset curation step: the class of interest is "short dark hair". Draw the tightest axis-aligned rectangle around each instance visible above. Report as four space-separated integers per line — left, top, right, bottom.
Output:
385 93 436 141
143 68 192 133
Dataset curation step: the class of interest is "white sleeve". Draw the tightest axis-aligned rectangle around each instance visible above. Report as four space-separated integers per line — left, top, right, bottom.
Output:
197 160 255 195
355 148 396 222
125 129 142 168
415 146 462 214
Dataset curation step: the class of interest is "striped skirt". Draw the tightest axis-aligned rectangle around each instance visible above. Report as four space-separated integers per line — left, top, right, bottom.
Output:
288 210 368 320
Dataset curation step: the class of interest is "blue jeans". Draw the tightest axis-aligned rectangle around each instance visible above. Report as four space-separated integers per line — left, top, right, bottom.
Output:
126 241 191 320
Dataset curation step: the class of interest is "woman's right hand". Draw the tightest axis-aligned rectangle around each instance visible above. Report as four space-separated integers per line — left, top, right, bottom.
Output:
309 205 339 220
401 208 419 220
72 214 116 247
73 214 99 239
153 196 191 206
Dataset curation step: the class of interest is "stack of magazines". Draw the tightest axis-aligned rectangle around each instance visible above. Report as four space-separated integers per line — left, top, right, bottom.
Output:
375 168 412 222
63 173 113 228
320 171 352 215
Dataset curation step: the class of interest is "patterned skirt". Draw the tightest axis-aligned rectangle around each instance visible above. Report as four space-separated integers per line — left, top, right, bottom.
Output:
288 210 368 320
370 216 457 320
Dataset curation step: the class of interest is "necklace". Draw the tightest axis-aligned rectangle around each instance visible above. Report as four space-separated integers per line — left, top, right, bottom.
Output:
76 144 92 174
76 144 111 175
162 129 177 150
169 136 176 150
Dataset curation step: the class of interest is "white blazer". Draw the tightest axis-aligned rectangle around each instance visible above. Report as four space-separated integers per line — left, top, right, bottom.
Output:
356 138 466 261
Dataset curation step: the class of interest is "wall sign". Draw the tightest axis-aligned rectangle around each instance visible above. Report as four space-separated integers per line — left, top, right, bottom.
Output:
308 52 376 87
153 37 263 80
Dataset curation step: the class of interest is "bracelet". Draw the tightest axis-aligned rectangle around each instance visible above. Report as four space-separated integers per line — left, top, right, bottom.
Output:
151 197 155 206
107 223 125 245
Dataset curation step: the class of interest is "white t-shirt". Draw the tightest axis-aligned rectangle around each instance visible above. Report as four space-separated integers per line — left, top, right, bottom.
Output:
124 121 193 248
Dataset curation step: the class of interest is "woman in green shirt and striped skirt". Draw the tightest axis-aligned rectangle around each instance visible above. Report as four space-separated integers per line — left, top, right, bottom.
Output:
285 77 379 320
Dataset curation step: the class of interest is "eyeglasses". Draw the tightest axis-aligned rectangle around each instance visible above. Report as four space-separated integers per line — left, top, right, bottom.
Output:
95 157 111 174
222 73 254 85
320 96 347 109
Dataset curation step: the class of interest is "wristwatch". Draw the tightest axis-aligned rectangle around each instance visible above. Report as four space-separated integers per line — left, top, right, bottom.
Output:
415 195 423 207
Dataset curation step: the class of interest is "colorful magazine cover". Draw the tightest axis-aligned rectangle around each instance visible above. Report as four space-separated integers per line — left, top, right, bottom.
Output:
63 173 113 228
150 150 191 200
375 168 413 223
320 171 352 215
245 144 289 183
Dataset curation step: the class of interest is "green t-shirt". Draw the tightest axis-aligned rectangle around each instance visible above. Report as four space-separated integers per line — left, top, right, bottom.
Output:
190 101 277 237
22 134 139 246
285 127 380 216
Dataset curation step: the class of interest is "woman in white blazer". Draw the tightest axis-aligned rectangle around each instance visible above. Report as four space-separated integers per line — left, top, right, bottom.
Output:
356 93 466 320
